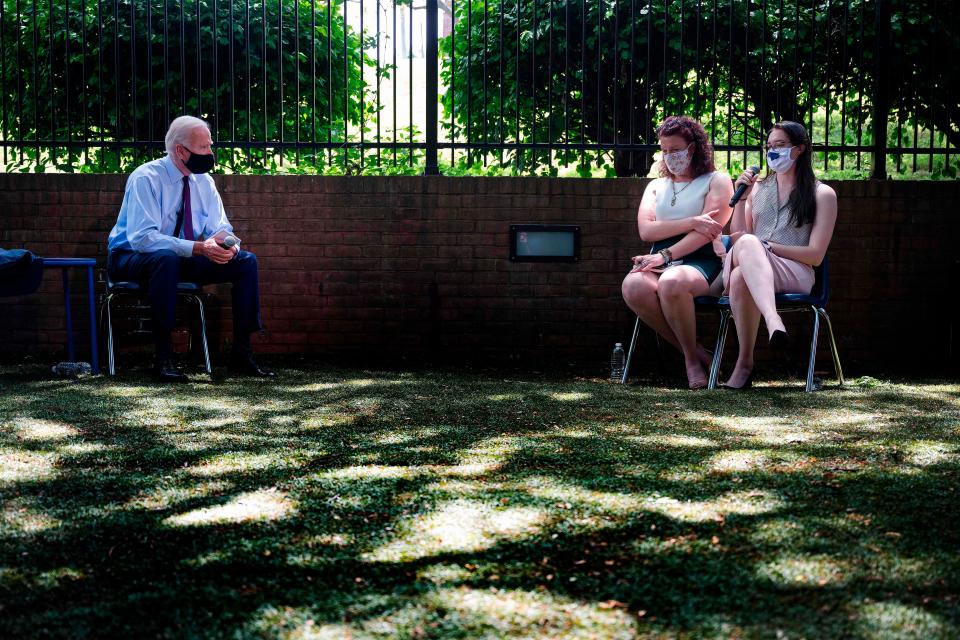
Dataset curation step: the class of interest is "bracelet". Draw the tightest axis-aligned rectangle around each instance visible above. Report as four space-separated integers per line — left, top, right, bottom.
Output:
659 248 673 264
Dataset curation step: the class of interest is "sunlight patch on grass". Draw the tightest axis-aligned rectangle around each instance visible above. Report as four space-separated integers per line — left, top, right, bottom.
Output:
418 562 474 585
642 490 784 523
300 413 358 429
187 397 245 412
345 378 379 387
10 417 79 441
364 499 546 562
429 462 503 478
811 411 889 428
374 432 416 446
242 606 348 640
903 440 958 466
185 452 301 477
520 476 643 514
855 600 952 639
628 433 719 448
304 532 355 548
283 382 342 392
709 414 816 444
192 416 245 429
129 480 233 511
749 518 808 546
323 465 419 481
488 393 523 401
431 587 637 639
0 566 84 591
547 428 596 439
707 449 778 472
0 449 57 484
297 587 637 639
458 435 521 464
1 499 61 535
58 441 114 455
181 549 231 568
757 554 851 587
127 408 178 427
545 391 592 402
35 566 85 589
94 385 155 398
163 488 295 527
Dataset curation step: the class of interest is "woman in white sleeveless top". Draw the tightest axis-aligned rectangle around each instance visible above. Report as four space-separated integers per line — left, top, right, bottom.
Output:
621 116 733 389
721 121 838 389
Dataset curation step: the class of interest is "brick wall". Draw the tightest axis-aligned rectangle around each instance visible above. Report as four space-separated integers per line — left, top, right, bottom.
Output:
0 174 956 374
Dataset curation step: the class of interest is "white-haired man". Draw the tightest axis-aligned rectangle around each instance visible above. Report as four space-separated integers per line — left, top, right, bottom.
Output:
107 116 274 382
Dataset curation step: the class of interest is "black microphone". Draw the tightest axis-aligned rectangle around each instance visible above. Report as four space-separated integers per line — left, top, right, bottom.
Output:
729 166 760 207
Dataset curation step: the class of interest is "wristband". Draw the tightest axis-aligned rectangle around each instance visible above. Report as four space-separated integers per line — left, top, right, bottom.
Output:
659 248 673 264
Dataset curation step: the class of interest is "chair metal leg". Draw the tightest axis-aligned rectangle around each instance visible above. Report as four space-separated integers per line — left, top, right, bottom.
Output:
193 295 212 374
105 294 116 376
621 316 642 384
805 305 821 392
820 308 844 386
708 310 730 389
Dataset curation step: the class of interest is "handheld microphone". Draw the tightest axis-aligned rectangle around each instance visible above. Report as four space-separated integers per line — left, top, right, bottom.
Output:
219 234 240 249
729 166 760 207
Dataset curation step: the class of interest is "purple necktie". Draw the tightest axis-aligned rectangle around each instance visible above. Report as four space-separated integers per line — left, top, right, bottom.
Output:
181 176 195 241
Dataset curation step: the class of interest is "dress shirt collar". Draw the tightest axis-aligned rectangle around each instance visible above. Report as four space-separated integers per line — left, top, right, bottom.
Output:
160 155 192 186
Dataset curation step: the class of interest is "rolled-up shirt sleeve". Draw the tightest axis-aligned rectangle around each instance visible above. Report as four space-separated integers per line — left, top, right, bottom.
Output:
125 175 195 257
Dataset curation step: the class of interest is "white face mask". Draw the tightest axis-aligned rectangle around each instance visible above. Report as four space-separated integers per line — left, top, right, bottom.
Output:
663 145 692 175
767 146 796 173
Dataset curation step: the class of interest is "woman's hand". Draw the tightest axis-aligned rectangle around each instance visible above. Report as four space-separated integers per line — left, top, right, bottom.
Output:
690 209 723 239
733 170 759 201
630 252 666 273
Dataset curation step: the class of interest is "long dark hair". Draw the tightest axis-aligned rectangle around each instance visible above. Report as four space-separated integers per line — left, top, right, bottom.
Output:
656 116 716 179
771 121 817 227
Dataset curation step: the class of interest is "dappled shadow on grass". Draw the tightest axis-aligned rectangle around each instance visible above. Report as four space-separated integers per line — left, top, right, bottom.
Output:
0 364 958 638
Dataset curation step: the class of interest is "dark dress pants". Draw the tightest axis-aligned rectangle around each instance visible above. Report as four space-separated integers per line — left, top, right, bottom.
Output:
107 249 263 357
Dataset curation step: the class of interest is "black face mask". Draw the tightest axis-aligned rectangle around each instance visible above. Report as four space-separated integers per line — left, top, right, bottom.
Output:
182 146 215 174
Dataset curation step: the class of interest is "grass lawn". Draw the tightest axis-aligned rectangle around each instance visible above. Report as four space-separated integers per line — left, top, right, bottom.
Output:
1 363 958 639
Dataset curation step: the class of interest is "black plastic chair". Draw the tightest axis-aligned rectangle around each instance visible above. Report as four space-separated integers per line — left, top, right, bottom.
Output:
103 277 212 376
706 258 844 392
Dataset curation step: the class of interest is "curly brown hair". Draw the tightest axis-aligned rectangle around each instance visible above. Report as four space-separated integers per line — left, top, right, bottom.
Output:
655 116 716 179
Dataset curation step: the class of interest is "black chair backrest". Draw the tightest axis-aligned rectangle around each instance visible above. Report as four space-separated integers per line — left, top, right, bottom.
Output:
811 257 829 307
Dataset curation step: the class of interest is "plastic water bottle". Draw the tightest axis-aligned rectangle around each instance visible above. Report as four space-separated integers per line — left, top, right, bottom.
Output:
610 343 626 383
51 362 92 378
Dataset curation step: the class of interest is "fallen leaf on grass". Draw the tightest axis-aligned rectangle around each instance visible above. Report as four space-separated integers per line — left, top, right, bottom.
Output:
598 600 628 609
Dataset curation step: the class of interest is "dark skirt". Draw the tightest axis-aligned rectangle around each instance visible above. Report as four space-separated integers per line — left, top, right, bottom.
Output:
650 234 723 284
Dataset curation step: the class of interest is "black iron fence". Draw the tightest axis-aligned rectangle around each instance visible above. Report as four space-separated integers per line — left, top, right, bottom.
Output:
0 0 955 178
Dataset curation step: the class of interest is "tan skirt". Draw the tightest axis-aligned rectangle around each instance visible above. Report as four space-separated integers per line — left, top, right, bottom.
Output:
721 244 815 296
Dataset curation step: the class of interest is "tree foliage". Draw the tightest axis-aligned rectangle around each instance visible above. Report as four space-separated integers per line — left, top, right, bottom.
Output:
0 0 374 172
440 0 958 177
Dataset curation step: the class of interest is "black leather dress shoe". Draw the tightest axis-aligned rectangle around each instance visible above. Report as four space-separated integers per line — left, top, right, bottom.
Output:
154 358 190 383
228 353 276 378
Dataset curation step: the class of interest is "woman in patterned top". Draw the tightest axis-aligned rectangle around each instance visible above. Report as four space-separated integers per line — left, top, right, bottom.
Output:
721 121 838 389
621 116 733 389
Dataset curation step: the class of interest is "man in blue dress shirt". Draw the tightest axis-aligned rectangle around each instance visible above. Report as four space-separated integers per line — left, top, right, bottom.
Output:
107 116 274 382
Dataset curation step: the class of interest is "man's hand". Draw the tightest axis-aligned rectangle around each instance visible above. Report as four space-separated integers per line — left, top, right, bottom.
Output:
193 237 235 264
